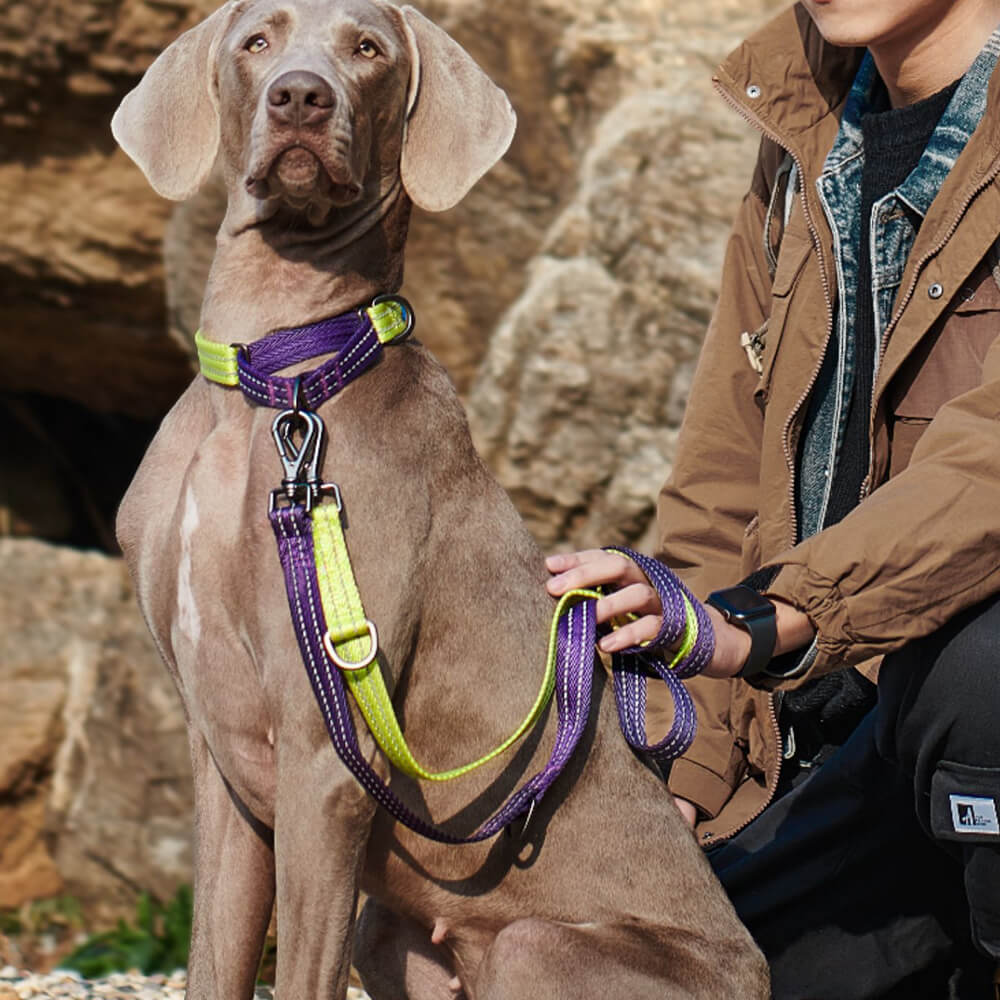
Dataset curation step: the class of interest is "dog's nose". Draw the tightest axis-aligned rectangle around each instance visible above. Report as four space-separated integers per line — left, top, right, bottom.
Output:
267 71 335 127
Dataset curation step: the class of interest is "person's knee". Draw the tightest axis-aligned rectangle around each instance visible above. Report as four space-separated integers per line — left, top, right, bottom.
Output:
964 845 1000 959
879 595 1000 772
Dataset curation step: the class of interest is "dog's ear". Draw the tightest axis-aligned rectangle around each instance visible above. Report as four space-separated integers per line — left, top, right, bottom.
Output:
399 6 516 212
112 4 232 201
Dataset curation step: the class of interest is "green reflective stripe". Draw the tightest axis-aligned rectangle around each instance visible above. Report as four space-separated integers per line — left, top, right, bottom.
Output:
196 301 406 386
311 498 600 781
195 330 240 386
312 504 375 666
666 593 697 668
368 299 409 343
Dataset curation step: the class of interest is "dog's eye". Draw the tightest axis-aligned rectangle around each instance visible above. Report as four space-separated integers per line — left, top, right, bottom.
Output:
245 35 269 54
357 39 380 59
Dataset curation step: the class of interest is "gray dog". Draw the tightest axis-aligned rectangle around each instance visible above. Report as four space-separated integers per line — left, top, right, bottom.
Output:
112 0 769 996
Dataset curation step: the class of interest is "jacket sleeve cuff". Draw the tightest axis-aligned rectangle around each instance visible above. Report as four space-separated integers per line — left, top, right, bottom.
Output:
747 562 850 689
667 758 737 820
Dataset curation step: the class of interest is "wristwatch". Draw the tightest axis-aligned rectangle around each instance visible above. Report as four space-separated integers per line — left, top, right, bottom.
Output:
706 585 777 679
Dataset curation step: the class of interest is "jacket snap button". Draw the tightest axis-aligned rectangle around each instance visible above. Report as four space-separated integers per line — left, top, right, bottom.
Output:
746 84 762 99
928 282 944 299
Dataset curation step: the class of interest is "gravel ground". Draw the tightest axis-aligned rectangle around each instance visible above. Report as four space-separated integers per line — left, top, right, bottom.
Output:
0 968 371 999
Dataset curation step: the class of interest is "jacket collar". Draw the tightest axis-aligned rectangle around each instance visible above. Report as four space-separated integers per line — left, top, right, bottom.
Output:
714 3 1000 193
824 31 1000 219
713 4 862 167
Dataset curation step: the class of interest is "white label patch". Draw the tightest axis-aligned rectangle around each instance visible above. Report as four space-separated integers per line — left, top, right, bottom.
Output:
950 795 1000 835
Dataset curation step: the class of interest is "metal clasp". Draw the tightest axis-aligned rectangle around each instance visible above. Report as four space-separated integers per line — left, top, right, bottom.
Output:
268 407 340 513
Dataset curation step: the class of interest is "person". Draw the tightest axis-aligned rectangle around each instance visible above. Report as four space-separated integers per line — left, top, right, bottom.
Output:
546 0 1000 996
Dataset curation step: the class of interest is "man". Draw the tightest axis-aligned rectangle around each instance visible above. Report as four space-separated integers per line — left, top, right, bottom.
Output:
547 0 1000 995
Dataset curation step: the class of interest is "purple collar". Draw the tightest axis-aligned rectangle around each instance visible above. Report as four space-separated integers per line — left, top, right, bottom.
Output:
196 295 413 410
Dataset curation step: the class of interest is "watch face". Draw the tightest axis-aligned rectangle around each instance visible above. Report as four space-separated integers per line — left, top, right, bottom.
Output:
709 585 774 620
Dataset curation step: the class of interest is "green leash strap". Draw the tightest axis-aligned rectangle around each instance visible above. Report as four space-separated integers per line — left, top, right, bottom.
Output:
311 500 701 782
312 500 604 780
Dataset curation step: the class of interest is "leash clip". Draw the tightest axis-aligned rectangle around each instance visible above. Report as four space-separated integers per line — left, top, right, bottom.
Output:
268 408 340 513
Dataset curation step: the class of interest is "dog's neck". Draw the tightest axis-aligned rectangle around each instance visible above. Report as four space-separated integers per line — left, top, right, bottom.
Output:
199 182 411 346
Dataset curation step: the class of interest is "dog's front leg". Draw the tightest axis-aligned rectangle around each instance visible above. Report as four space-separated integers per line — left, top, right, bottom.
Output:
273 747 377 999
186 730 277 1000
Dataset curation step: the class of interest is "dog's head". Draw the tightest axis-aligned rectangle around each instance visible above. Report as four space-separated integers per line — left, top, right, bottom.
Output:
112 0 516 222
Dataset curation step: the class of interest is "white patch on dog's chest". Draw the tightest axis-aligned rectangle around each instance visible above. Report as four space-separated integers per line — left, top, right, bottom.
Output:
177 485 202 647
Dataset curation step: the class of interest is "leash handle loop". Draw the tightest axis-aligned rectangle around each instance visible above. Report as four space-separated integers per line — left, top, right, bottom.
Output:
600 546 713 764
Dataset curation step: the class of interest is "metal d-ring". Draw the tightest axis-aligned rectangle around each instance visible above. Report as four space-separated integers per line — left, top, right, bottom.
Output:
323 619 379 671
371 294 415 341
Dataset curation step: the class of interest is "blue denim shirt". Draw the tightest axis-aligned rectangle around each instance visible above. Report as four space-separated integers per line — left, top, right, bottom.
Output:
796 31 1000 541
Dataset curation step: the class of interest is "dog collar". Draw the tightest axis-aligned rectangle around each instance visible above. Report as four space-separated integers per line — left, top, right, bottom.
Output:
195 295 413 410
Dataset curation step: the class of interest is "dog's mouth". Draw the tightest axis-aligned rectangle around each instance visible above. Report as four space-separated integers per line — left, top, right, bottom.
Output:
274 146 323 194
247 145 364 221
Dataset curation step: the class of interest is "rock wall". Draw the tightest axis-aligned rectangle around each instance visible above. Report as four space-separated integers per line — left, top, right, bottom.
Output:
0 0 786 912
0 539 191 921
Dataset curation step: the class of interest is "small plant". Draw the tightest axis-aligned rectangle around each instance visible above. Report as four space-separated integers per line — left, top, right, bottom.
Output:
59 886 192 978
0 895 84 938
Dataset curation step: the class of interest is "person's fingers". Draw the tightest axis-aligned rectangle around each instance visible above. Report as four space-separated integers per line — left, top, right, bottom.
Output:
597 613 663 653
594 582 661 625
545 549 646 596
545 550 589 573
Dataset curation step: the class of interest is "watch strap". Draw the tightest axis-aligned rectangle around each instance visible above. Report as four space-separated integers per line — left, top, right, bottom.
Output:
734 608 777 679
706 586 777 679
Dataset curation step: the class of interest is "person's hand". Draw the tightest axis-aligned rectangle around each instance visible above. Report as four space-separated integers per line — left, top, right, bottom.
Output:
546 549 815 679
546 549 748 678
673 796 698 828
545 549 665 652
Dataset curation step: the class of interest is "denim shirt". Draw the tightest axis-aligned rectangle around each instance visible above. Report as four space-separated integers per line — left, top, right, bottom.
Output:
796 31 1000 541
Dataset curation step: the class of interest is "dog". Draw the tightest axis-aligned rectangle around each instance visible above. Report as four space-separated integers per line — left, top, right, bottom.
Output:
112 1 769 996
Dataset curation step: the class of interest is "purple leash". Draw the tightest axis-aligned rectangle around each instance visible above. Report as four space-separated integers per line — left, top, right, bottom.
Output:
224 298 715 841
270 503 598 843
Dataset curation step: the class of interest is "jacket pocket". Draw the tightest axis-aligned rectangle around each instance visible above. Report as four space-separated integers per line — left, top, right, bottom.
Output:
754 230 813 406
887 266 1000 478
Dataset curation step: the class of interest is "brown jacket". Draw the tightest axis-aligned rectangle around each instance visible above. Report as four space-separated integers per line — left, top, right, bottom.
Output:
655 4 1000 845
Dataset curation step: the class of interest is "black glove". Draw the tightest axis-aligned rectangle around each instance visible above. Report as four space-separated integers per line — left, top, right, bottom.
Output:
781 667 877 762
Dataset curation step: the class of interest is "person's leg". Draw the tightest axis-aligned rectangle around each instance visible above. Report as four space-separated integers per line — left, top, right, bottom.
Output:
708 711 972 1000
877 592 1000 962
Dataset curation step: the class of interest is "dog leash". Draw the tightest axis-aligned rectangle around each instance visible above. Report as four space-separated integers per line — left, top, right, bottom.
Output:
197 295 714 841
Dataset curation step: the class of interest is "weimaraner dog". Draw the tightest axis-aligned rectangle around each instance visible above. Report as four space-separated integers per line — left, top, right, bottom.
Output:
112 1 769 997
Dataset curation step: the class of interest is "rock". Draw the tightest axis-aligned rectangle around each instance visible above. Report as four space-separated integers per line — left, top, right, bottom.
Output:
466 1 784 549
0 0 782 403
0 0 205 421
0 540 192 919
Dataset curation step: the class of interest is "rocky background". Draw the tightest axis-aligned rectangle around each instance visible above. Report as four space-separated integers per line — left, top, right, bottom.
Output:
0 0 784 932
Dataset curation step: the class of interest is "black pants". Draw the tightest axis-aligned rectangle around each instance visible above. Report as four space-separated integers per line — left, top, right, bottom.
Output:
707 595 1000 1000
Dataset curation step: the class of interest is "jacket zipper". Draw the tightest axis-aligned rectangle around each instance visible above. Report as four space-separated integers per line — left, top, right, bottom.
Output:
706 79 838 843
712 78 837 549
859 154 1000 501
